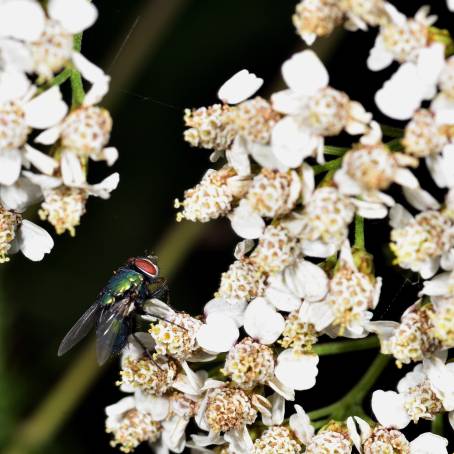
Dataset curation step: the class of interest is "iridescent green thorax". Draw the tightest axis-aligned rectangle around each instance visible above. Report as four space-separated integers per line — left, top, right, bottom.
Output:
98 268 144 306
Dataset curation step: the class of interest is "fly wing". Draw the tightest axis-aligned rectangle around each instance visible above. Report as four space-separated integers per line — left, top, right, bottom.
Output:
95 300 130 365
58 302 100 356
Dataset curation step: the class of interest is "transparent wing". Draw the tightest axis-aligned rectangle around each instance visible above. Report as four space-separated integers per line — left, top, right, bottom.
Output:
58 302 100 356
95 301 130 365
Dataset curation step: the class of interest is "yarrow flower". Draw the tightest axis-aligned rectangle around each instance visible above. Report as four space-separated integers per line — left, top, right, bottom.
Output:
102 3 454 454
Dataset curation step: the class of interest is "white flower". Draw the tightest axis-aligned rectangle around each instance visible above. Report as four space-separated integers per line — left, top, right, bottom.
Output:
374 44 445 120
229 168 301 240
47 0 97 34
244 297 285 344
288 404 314 446
371 390 411 429
271 50 371 168
274 349 318 391
303 241 381 338
196 312 240 354
105 395 163 452
0 0 45 42
389 204 454 279
335 122 422 217
0 86 67 186
15 219 53 261
423 357 454 412
367 5 437 71
218 69 263 105
410 433 448 454
348 415 448 453
265 258 328 312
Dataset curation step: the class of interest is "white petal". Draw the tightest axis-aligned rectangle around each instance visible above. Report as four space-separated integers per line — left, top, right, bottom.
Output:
217 69 263 104
371 390 410 429
91 147 118 167
0 0 45 41
275 350 319 391
394 168 419 189
203 298 247 327
161 415 188 453
419 258 440 279
135 392 170 421
441 249 454 271
86 173 119 199
0 38 33 72
105 396 135 419
410 433 448 454
397 364 426 393
375 63 426 120
432 93 454 125
226 136 250 177
24 87 68 129
352 198 388 219
262 393 285 426
0 176 41 211
23 144 58 176
34 125 62 145
424 357 454 410
247 141 288 171
367 36 394 71
18 220 54 261
299 302 335 332
289 404 314 445
0 149 21 185
48 0 98 34
301 239 337 258
21 170 61 189
417 44 445 94
281 50 329 95
271 117 314 168
196 313 239 353
403 186 440 211
0 68 30 103
271 89 308 115
233 239 255 259
265 272 301 312
72 52 110 105
61 151 85 187
421 272 450 296
229 200 265 239
286 259 328 301
389 204 413 228
346 417 362 452
224 427 254 454
448 0 454 11
244 297 285 344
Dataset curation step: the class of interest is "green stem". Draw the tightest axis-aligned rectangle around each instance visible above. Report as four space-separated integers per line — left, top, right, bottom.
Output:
314 336 379 356
313 157 343 175
70 32 85 107
380 124 403 138
386 138 403 151
431 414 444 436
308 353 390 422
354 215 365 250
323 145 348 157
37 68 72 94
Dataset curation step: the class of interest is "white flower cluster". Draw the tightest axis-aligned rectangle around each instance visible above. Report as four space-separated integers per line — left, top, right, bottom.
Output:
0 0 119 263
104 1 454 453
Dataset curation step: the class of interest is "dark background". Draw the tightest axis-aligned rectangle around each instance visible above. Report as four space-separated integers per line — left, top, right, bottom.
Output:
0 0 453 452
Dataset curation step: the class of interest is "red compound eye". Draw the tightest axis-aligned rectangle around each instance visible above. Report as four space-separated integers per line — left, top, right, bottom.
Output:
134 258 158 277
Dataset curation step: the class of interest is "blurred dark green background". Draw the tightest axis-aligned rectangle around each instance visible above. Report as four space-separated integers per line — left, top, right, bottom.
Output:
1 0 453 452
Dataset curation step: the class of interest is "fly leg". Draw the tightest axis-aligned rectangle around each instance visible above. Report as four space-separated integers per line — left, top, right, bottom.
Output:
147 277 170 304
131 332 162 370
